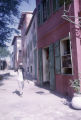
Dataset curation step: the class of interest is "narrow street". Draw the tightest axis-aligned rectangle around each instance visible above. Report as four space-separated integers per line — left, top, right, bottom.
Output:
0 70 81 120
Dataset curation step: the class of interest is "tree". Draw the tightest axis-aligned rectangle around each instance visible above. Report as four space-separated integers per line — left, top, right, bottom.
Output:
0 0 29 46
0 47 10 58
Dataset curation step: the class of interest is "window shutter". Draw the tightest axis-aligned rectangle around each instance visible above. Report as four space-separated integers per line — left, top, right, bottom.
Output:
40 2 43 24
46 0 50 18
49 44 56 90
37 4 41 26
37 2 43 26
54 40 61 74
53 0 56 12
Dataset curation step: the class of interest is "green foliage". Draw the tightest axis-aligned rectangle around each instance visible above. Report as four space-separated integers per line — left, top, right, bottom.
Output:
59 0 72 7
70 79 80 93
0 47 10 58
0 0 29 46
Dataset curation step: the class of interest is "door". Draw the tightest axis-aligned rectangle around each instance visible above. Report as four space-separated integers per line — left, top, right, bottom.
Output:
38 48 43 86
49 44 55 90
34 49 37 79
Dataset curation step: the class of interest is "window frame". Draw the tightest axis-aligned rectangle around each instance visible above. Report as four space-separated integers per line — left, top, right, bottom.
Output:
60 35 73 75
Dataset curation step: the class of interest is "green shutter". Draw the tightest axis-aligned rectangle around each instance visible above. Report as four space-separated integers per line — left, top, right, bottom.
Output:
38 48 43 86
34 49 37 79
37 2 43 26
46 0 50 18
56 0 60 9
40 2 43 24
37 4 41 26
49 44 55 90
53 0 56 12
54 40 61 74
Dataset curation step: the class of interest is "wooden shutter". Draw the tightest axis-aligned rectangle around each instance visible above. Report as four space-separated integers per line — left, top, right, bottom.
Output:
34 49 37 79
54 40 61 74
52 0 56 12
40 2 43 24
49 44 55 90
38 48 43 86
46 0 50 18
37 2 43 26
37 4 41 26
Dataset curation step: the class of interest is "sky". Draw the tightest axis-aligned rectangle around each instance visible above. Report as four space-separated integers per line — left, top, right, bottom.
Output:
14 0 36 35
19 0 36 13
9 0 36 52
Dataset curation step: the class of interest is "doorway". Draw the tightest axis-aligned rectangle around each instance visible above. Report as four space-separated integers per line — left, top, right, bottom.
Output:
38 44 55 90
43 47 50 87
42 44 55 90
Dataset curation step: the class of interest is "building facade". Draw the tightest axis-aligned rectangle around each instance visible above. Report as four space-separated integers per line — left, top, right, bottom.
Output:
12 36 22 70
18 12 33 76
36 0 81 97
25 9 37 80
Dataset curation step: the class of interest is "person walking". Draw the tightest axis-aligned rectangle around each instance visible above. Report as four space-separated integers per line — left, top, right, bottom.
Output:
17 64 24 95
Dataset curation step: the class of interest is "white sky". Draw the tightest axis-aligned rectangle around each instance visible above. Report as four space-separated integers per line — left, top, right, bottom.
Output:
19 0 36 12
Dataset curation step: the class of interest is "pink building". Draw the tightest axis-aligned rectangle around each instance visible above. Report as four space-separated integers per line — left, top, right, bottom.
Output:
36 0 81 97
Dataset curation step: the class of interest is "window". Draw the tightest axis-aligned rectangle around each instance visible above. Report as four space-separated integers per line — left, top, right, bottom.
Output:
59 0 72 7
28 67 29 72
19 50 21 53
37 0 51 26
30 66 32 73
52 0 72 12
60 38 72 74
43 0 47 22
30 41 32 51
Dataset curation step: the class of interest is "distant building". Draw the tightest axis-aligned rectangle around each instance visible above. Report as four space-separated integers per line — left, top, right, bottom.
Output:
18 10 37 80
25 9 37 79
18 12 33 77
12 36 22 70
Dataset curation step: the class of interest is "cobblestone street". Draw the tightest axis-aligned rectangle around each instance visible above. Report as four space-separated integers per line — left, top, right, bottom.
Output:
0 70 81 120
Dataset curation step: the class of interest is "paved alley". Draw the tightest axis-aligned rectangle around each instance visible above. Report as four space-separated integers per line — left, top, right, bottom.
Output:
0 70 81 120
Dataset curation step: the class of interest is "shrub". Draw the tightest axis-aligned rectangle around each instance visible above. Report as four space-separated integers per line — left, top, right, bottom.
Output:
70 79 80 93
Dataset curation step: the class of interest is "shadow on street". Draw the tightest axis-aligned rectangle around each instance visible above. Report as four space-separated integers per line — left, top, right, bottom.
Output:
12 90 22 97
34 82 72 105
0 72 11 86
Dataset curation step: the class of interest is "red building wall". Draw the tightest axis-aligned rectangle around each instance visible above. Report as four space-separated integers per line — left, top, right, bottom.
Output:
36 0 81 97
